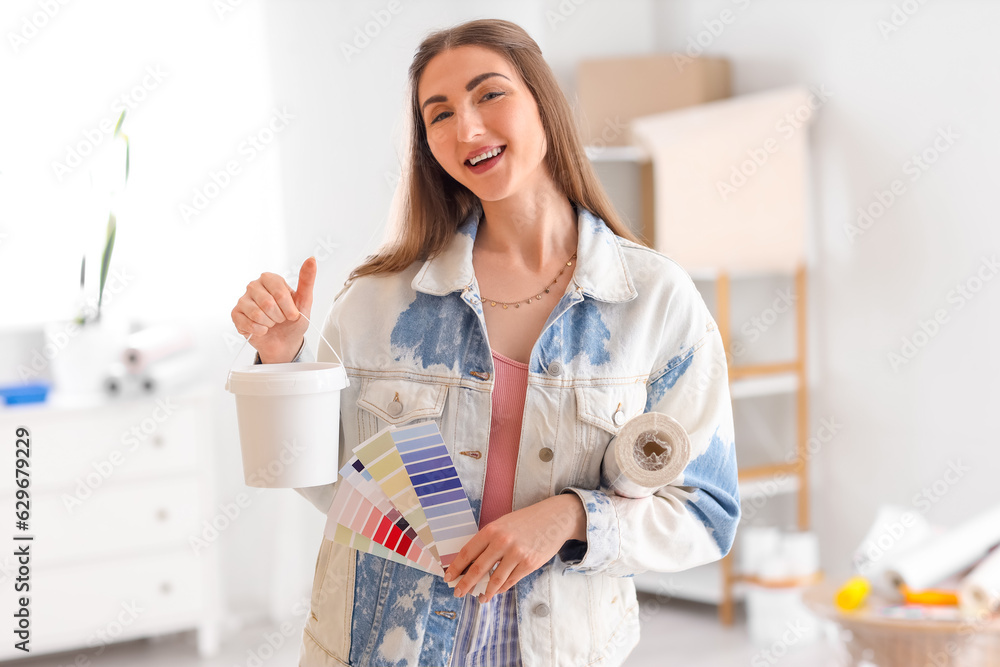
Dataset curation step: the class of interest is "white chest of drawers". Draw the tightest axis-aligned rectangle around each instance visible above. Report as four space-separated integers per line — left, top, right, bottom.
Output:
0 385 222 659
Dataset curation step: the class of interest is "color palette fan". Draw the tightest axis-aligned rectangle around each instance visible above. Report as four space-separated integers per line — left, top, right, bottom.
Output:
324 421 488 595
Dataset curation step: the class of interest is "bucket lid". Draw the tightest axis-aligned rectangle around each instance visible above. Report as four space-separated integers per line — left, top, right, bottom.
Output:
225 362 348 396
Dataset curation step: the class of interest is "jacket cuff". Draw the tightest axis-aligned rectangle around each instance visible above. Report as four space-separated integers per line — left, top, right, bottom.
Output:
253 338 306 365
557 487 620 574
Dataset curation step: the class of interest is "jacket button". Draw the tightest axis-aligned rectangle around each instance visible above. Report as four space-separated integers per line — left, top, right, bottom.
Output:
538 447 554 462
613 409 626 426
534 603 550 617
546 361 563 377
387 399 403 417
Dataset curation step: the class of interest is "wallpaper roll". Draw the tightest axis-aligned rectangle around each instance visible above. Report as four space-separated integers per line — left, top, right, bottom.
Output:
960 547 1000 619
103 361 130 397
123 325 195 373
602 413 690 498
139 352 204 394
884 504 1000 593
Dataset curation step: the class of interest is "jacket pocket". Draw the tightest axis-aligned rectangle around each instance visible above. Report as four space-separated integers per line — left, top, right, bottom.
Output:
572 383 647 489
356 377 448 441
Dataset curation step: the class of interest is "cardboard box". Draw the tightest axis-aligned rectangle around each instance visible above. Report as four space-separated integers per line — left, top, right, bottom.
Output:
576 55 731 147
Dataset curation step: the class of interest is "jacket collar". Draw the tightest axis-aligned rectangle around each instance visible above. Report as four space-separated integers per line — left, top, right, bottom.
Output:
411 201 638 303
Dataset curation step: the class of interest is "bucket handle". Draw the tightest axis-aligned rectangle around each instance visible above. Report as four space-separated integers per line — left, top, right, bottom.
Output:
228 312 343 371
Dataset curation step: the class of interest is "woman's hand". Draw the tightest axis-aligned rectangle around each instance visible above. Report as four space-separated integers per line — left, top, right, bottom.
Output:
231 257 316 363
445 493 587 604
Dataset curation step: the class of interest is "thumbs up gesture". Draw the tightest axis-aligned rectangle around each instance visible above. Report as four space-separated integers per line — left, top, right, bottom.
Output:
231 256 316 363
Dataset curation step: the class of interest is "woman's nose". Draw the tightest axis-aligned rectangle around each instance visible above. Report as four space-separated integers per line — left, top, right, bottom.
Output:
456 109 485 143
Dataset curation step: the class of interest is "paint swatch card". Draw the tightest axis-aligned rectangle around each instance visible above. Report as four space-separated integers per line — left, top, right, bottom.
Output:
340 455 432 553
325 421 489 595
324 481 440 574
391 421 479 569
334 454 441 575
352 429 441 564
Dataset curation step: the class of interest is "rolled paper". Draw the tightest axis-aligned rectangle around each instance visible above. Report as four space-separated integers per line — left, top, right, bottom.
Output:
102 361 131 397
852 505 933 580
601 412 691 498
960 547 1000 619
883 504 1000 593
123 325 196 373
139 352 204 394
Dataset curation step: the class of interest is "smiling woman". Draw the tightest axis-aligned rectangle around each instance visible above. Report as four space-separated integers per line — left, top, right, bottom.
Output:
231 17 740 667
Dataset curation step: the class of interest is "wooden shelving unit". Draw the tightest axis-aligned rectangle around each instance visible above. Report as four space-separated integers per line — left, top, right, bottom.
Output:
713 266 810 624
587 145 811 625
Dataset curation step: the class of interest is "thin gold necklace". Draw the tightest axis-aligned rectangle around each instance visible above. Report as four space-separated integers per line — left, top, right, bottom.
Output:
479 252 577 309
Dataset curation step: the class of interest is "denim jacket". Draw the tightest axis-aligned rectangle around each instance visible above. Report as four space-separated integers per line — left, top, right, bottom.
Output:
277 203 740 667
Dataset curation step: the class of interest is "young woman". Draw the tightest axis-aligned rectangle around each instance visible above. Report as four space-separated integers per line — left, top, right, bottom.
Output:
231 18 740 667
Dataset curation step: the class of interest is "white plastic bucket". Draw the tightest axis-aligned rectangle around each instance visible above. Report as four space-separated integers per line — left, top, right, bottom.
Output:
224 315 348 488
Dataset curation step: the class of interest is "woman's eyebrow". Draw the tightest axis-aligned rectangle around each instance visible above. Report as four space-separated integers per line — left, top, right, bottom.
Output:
421 72 511 113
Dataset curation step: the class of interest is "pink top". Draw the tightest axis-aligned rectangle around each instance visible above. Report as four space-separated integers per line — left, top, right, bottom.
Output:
478 349 529 528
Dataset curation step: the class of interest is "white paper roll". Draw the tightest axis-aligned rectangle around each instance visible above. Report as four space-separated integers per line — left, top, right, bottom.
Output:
102 361 139 397
124 325 195 373
852 504 933 580
601 412 690 498
139 352 204 394
960 547 1000 619
884 504 1000 593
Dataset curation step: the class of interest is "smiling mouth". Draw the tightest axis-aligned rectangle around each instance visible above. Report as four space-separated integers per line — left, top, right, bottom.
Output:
465 146 506 166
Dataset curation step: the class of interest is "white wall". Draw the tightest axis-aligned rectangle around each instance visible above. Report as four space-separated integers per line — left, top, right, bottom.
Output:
652 0 1000 577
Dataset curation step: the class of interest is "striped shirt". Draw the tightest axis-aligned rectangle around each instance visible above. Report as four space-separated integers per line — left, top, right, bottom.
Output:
449 349 528 667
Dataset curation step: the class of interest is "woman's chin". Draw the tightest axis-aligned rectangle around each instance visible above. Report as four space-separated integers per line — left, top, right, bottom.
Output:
464 183 515 204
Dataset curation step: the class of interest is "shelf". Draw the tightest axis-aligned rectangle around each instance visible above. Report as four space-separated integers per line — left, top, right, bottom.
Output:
730 372 799 400
739 472 800 498
584 144 650 163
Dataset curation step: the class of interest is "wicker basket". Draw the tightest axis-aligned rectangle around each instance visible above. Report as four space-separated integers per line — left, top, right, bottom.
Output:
804 583 1000 667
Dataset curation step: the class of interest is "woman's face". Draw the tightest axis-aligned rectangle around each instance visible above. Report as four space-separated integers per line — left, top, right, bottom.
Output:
417 45 549 203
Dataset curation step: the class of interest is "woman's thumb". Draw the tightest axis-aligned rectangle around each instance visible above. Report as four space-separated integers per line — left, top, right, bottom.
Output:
293 256 317 316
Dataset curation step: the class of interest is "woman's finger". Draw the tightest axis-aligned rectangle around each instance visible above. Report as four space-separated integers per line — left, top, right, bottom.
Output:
496 561 535 596
232 310 269 336
445 533 487 585
294 256 317 316
454 545 500 598
259 272 299 321
480 556 518 604
247 280 285 324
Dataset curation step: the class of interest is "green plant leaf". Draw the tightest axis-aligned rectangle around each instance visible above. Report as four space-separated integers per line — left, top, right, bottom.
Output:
113 110 126 138
97 212 117 316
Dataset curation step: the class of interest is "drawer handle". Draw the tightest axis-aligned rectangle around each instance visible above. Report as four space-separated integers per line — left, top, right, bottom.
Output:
156 509 169 522
152 435 165 448
161 582 172 595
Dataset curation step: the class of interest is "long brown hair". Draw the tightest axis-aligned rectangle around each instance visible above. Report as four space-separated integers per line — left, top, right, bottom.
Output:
346 18 643 285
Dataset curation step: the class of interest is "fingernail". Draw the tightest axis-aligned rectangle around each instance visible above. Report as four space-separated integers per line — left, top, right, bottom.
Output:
453 588 460 598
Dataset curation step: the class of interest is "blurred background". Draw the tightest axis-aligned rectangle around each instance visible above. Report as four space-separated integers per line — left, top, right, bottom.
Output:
1 0 999 665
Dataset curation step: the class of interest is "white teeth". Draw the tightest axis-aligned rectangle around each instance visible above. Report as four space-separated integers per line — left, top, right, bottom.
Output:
469 147 502 165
